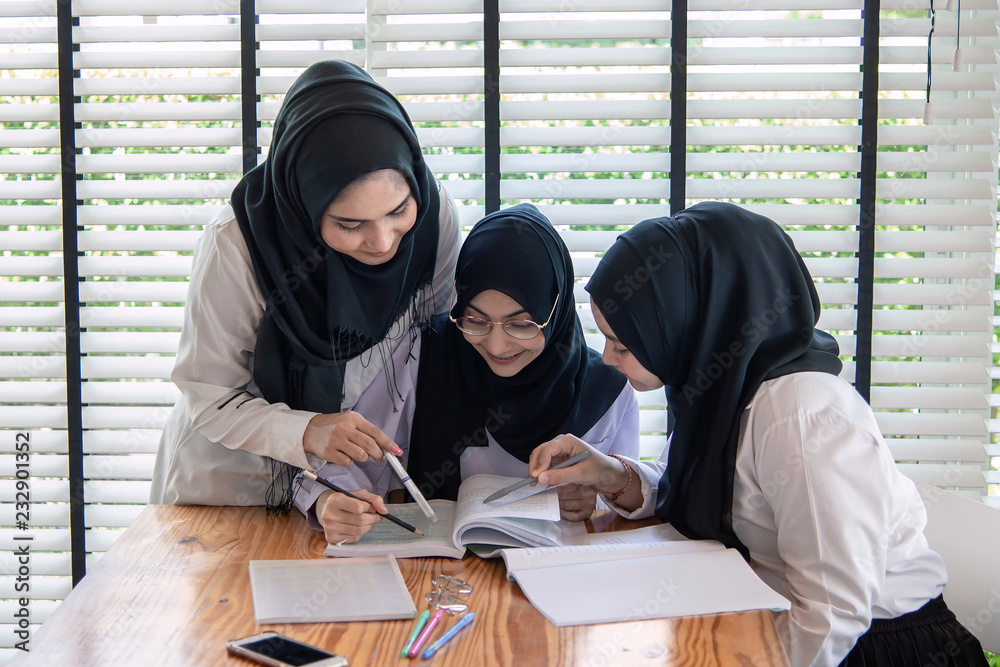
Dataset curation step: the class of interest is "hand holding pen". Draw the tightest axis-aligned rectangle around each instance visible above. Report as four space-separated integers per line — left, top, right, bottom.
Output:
528 435 632 497
484 451 593 504
305 470 423 544
301 408 436 523
302 410 404 467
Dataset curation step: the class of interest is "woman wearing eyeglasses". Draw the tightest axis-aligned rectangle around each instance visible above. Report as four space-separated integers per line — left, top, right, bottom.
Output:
295 204 639 544
527 202 985 667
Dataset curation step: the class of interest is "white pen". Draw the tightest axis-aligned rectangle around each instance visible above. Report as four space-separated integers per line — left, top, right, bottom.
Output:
383 451 438 522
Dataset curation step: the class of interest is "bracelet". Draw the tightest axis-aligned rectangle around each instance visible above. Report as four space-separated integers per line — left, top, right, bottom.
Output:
601 454 633 502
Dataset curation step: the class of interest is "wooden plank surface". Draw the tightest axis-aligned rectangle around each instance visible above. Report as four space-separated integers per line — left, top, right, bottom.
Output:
13 505 789 666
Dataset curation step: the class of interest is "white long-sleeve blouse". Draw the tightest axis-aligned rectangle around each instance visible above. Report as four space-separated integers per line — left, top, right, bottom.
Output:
606 372 947 667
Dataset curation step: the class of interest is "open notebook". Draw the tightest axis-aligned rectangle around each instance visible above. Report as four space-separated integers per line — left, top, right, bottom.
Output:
497 526 791 626
248 555 416 623
324 473 586 559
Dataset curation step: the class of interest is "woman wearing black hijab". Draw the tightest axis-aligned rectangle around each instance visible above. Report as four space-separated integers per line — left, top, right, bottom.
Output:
530 202 985 666
300 204 638 542
150 61 460 514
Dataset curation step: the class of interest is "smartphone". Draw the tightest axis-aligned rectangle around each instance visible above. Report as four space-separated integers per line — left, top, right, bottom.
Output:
226 631 349 667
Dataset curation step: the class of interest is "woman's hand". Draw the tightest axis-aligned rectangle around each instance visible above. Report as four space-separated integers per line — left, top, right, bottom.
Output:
529 434 626 492
315 488 388 544
303 410 403 465
556 483 598 521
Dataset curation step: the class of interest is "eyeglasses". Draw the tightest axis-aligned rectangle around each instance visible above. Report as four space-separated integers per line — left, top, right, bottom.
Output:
450 294 559 340
424 591 469 614
431 575 474 595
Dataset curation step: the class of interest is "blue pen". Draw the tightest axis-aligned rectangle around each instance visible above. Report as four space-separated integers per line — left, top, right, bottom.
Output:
420 612 476 659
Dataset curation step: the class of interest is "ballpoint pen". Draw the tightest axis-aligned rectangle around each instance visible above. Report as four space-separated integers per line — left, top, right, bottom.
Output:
420 611 475 659
401 609 430 657
483 451 593 504
300 469 423 535
384 451 438 522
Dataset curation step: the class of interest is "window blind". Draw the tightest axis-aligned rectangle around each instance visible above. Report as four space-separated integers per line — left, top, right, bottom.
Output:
70 4 243 582
2 3 999 661
365 0 486 222
0 2 70 657
867 2 997 497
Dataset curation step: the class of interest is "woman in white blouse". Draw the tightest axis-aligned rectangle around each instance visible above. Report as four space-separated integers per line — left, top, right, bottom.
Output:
149 60 459 511
529 202 986 667
297 204 639 543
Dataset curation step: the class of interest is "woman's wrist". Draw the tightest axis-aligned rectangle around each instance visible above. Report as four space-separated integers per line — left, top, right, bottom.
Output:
315 488 332 509
593 454 633 500
302 415 320 455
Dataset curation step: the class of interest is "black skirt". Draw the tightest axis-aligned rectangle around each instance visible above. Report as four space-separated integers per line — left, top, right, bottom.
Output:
840 595 988 666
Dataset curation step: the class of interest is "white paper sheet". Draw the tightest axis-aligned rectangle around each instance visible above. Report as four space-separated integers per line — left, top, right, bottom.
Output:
507 548 790 627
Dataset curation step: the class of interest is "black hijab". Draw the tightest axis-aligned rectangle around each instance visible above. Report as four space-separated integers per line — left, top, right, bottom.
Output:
232 60 440 416
585 202 842 556
408 204 627 500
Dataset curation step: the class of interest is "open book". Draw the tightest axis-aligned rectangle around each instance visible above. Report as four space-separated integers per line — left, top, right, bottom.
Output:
497 526 791 626
324 473 587 559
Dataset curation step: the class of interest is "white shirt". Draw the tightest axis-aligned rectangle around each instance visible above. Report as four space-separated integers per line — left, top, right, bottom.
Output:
149 182 460 506
608 372 947 667
295 382 640 529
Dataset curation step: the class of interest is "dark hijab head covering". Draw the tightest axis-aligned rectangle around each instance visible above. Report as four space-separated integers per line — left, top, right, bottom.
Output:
585 202 842 555
408 204 626 500
232 60 440 415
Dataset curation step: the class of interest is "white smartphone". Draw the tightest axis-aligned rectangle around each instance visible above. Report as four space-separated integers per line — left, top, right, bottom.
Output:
226 631 349 667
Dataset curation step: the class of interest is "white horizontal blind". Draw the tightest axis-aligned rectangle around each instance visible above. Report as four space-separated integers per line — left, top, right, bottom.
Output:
0 3 70 660
870 1 997 497
367 0 485 223
71 4 243 576
256 1 485 216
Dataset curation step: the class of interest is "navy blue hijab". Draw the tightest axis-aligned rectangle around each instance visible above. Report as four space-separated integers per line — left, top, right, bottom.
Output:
408 204 626 500
586 202 842 555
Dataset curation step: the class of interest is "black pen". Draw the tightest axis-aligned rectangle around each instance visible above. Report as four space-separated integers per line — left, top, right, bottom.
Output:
301 469 423 536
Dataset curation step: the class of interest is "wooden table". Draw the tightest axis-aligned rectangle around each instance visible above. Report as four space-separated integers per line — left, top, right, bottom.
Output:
13 505 789 666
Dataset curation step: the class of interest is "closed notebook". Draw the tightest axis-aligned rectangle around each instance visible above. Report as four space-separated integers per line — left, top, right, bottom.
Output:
248 555 416 624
